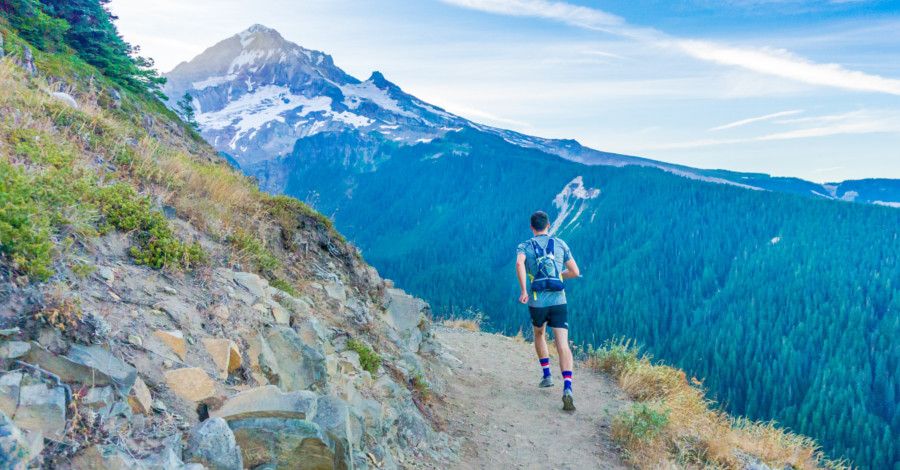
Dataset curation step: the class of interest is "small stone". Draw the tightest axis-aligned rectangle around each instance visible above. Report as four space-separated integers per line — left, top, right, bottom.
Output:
161 286 177 295
165 368 216 402
202 338 242 379
82 386 115 409
128 377 153 415
151 400 167 413
97 266 115 283
210 304 230 321
49 92 78 109
270 303 290 325
163 359 174 369
154 330 187 360
108 291 121 302
127 335 143 347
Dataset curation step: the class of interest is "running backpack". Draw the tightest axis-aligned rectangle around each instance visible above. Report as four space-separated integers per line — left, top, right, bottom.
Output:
530 238 565 292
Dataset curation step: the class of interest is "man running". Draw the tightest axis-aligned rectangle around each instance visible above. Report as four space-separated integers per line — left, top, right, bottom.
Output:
516 211 581 412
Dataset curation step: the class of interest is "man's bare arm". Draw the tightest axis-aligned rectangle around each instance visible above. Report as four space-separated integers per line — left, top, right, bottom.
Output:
516 253 529 303
562 259 580 279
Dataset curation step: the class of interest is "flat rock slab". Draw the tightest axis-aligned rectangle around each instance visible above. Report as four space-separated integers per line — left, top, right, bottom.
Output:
212 385 317 421
202 338 241 379
165 368 216 402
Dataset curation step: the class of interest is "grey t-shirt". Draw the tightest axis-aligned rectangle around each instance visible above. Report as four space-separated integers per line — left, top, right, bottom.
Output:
517 234 573 308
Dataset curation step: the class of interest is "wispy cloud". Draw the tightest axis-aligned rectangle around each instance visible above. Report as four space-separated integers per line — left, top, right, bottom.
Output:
440 102 532 127
441 0 900 95
710 110 803 131
645 110 900 150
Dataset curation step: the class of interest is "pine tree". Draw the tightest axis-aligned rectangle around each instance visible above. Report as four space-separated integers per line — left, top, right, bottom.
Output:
176 93 199 130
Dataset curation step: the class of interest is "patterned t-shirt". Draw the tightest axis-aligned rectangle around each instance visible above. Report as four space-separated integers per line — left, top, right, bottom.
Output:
516 234 573 308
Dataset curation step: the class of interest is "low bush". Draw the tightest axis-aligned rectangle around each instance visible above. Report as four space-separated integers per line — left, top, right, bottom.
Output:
227 228 280 273
270 278 299 297
347 338 381 375
0 160 54 280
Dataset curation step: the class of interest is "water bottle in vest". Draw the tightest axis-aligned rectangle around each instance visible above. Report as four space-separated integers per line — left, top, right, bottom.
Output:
530 238 565 292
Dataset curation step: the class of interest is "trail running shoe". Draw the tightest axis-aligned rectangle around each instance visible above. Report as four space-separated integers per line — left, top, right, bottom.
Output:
562 389 576 412
539 376 554 388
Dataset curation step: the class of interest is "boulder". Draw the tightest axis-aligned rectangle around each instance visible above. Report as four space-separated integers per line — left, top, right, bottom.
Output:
0 372 23 417
154 329 187 360
383 288 428 352
229 417 336 470
128 377 153 415
202 338 242 379
234 271 269 299
313 395 357 469
324 282 347 302
21 45 36 76
165 368 216 402
184 417 243 470
212 385 317 421
49 92 78 108
13 380 67 441
258 326 327 393
66 344 138 393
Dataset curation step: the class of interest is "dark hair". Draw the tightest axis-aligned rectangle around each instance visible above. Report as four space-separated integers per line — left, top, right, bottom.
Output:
530 211 550 231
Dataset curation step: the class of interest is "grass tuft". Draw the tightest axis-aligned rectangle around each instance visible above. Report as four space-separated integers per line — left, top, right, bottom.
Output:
589 338 843 469
347 338 381 375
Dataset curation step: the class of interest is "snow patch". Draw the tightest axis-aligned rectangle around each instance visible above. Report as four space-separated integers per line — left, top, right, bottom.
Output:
550 176 600 234
873 201 900 208
340 81 416 118
192 74 237 90
770 237 782 245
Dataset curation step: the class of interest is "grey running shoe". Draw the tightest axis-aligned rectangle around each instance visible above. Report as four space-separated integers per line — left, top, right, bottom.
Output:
562 389 576 412
539 376 554 388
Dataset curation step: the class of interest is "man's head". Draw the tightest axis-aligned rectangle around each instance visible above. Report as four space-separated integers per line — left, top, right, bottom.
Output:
530 211 550 234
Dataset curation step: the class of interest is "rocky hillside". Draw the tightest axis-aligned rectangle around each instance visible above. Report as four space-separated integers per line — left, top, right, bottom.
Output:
0 22 458 469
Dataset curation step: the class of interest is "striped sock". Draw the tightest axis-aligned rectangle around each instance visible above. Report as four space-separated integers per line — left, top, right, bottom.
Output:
540 357 551 378
562 370 573 391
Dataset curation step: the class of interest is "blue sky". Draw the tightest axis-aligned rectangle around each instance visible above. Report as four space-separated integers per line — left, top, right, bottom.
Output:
108 0 900 182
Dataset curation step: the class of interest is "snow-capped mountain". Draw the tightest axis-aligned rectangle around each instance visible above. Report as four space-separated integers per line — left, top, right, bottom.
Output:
165 25 465 165
165 24 899 206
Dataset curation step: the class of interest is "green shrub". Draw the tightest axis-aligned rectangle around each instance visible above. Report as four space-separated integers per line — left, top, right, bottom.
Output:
270 278 298 297
411 373 432 402
346 339 381 375
1 0 68 51
9 128 76 167
588 337 642 378
0 160 54 280
614 403 670 443
95 183 205 270
227 229 280 272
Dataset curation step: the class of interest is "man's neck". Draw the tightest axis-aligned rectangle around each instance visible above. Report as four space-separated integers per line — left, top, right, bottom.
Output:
534 231 549 237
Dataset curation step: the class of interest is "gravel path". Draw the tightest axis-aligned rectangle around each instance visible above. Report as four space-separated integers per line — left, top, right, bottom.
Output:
435 327 631 470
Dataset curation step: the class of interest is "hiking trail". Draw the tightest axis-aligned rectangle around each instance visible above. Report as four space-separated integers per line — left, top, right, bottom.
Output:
435 327 631 469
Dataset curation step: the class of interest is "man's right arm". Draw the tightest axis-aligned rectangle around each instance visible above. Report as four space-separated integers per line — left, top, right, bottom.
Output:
516 252 529 304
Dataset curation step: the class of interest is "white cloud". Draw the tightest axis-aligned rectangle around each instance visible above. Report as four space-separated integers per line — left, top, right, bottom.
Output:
441 0 900 95
710 110 803 131
440 102 532 128
645 110 900 150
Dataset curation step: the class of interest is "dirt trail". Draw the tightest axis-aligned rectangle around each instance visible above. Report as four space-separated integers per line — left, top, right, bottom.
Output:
435 327 630 470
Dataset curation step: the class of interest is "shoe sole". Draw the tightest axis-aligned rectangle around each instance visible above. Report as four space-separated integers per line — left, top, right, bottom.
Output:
539 381 555 388
562 394 576 412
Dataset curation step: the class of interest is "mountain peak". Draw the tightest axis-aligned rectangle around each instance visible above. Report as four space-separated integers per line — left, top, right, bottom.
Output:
368 71 398 90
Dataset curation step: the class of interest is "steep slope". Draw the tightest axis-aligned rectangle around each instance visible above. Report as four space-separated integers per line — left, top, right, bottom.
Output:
0 21 458 469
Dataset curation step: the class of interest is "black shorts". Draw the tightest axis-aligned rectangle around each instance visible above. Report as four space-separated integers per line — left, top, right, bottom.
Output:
529 304 568 329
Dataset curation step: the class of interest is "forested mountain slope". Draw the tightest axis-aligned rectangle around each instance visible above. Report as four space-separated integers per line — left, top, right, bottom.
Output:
169 26 900 469
252 128 900 469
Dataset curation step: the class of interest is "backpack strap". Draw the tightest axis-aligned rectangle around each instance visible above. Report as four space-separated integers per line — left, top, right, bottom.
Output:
530 238 543 257
546 238 555 257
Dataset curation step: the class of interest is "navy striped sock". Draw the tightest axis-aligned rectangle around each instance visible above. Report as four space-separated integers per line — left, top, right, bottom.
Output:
540 357 551 378
563 370 573 391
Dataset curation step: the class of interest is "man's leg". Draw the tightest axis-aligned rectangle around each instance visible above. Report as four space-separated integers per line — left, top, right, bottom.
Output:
552 327 574 383
533 324 554 387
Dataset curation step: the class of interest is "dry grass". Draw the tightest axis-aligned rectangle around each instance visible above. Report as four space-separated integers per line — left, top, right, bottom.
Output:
589 338 846 469
442 318 482 332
